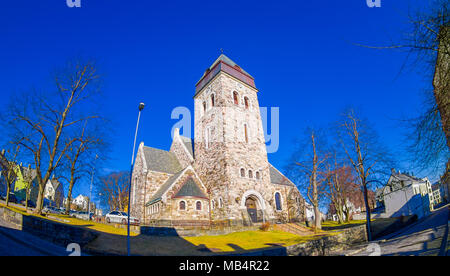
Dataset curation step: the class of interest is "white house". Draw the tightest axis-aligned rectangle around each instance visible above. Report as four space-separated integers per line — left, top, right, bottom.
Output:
305 202 326 222
71 194 89 211
43 177 64 207
377 169 433 219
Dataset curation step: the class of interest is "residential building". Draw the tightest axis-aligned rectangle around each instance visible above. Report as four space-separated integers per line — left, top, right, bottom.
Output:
43 177 64 208
376 169 433 219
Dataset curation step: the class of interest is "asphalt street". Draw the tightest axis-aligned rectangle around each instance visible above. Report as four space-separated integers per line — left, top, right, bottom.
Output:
342 204 449 256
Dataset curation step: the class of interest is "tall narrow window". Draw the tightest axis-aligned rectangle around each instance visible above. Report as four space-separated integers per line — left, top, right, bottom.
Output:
219 198 223 208
211 94 215 107
240 168 246 177
275 192 282 211
248 170 253 178
244 124 249 143
244 97 249 109
203 101 206 113
233 91 239 105
196 201 202 211
255 171 260 180
179 201 186 211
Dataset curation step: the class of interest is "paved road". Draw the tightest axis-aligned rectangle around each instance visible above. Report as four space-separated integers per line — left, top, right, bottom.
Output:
341 205 449 256
0 218 74 256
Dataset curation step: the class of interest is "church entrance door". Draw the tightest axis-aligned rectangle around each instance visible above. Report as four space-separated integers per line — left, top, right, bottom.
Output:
246 197 258 223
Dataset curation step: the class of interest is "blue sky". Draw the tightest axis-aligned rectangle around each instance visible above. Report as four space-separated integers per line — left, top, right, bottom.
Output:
0 0 437 200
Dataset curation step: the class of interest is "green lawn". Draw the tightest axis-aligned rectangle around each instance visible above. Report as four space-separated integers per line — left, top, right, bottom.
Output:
184 229 331 252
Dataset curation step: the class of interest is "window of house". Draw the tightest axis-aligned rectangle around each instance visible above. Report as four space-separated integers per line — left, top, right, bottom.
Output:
240 168 246 177
196 201 202 211
203 101 207 113
179 201 186 211
275 192 282 211
233 91 239 105
211 94 215 107
244 97 249 109
244 124 249 143
219 198 223 208
255 171 260 180
248 170 253 179
211 199 215 210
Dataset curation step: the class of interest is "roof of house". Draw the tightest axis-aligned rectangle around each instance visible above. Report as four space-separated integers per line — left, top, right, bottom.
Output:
174 177 207 199
269 164 295 187
142 146 183 174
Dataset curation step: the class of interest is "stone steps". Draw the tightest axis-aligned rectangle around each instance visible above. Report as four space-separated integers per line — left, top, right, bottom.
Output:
275 223 313 236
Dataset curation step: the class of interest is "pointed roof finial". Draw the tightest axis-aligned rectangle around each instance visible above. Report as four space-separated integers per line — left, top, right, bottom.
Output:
220 48 224 54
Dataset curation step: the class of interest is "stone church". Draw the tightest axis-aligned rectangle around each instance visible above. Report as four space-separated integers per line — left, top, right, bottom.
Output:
131 54 305 227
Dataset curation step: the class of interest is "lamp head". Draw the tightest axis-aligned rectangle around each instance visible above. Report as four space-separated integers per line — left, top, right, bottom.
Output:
139 102 145 111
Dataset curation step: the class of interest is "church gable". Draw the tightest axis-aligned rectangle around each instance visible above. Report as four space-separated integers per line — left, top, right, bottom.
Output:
169 128 194 168
173 177 207 199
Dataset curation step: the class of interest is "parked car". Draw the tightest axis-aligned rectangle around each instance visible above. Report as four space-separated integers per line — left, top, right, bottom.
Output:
42 206 60 214
105 211 140 225
7 193 18 204
20 200 36 208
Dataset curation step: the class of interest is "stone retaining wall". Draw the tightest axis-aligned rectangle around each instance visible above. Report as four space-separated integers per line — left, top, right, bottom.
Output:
0 206 98 248
232 225 368 256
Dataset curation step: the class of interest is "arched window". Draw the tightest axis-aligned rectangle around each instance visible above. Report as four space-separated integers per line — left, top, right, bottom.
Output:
233 91 239 105
248 170 253 178
202 101 206 113
211 94 215 107
240 168 246 177
244 97 249 109
211 199 215 210
196 201 202 211
275 192 282 211
244 124 249 143
255 171 260 180
219 198 223 208
179 201 186 211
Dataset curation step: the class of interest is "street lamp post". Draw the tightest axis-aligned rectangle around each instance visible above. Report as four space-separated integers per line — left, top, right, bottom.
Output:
127 102 145 256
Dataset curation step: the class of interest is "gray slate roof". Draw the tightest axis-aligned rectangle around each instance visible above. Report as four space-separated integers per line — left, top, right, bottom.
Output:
143 146 182 174
179 135 194 158
146 169 185 205
269 164 295 186
174 177 207 199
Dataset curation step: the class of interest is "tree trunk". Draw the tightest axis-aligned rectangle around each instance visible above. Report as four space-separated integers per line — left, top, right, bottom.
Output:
363 184 372 241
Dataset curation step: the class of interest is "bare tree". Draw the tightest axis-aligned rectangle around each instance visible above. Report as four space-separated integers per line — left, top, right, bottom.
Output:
62 119 108 215
337 108 394 240
0 146 20 206
2 59 102 214
287 129 329 230
96 172 130 212
324 153 358 224
357 0 449 177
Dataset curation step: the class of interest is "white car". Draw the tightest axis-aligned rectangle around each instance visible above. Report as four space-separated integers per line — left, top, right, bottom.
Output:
105 211 140 225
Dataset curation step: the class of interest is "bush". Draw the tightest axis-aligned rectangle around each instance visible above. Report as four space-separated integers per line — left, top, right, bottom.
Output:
260 222 271 231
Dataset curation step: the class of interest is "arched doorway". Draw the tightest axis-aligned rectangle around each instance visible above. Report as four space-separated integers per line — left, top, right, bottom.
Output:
246 197 258 223
240 190 266 224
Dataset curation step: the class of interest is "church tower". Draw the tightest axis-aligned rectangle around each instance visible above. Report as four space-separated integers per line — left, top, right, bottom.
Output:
193 54 277 224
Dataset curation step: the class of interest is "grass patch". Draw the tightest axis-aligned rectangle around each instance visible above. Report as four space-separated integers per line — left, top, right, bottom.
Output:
0 203 137 236
184 230 332 252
